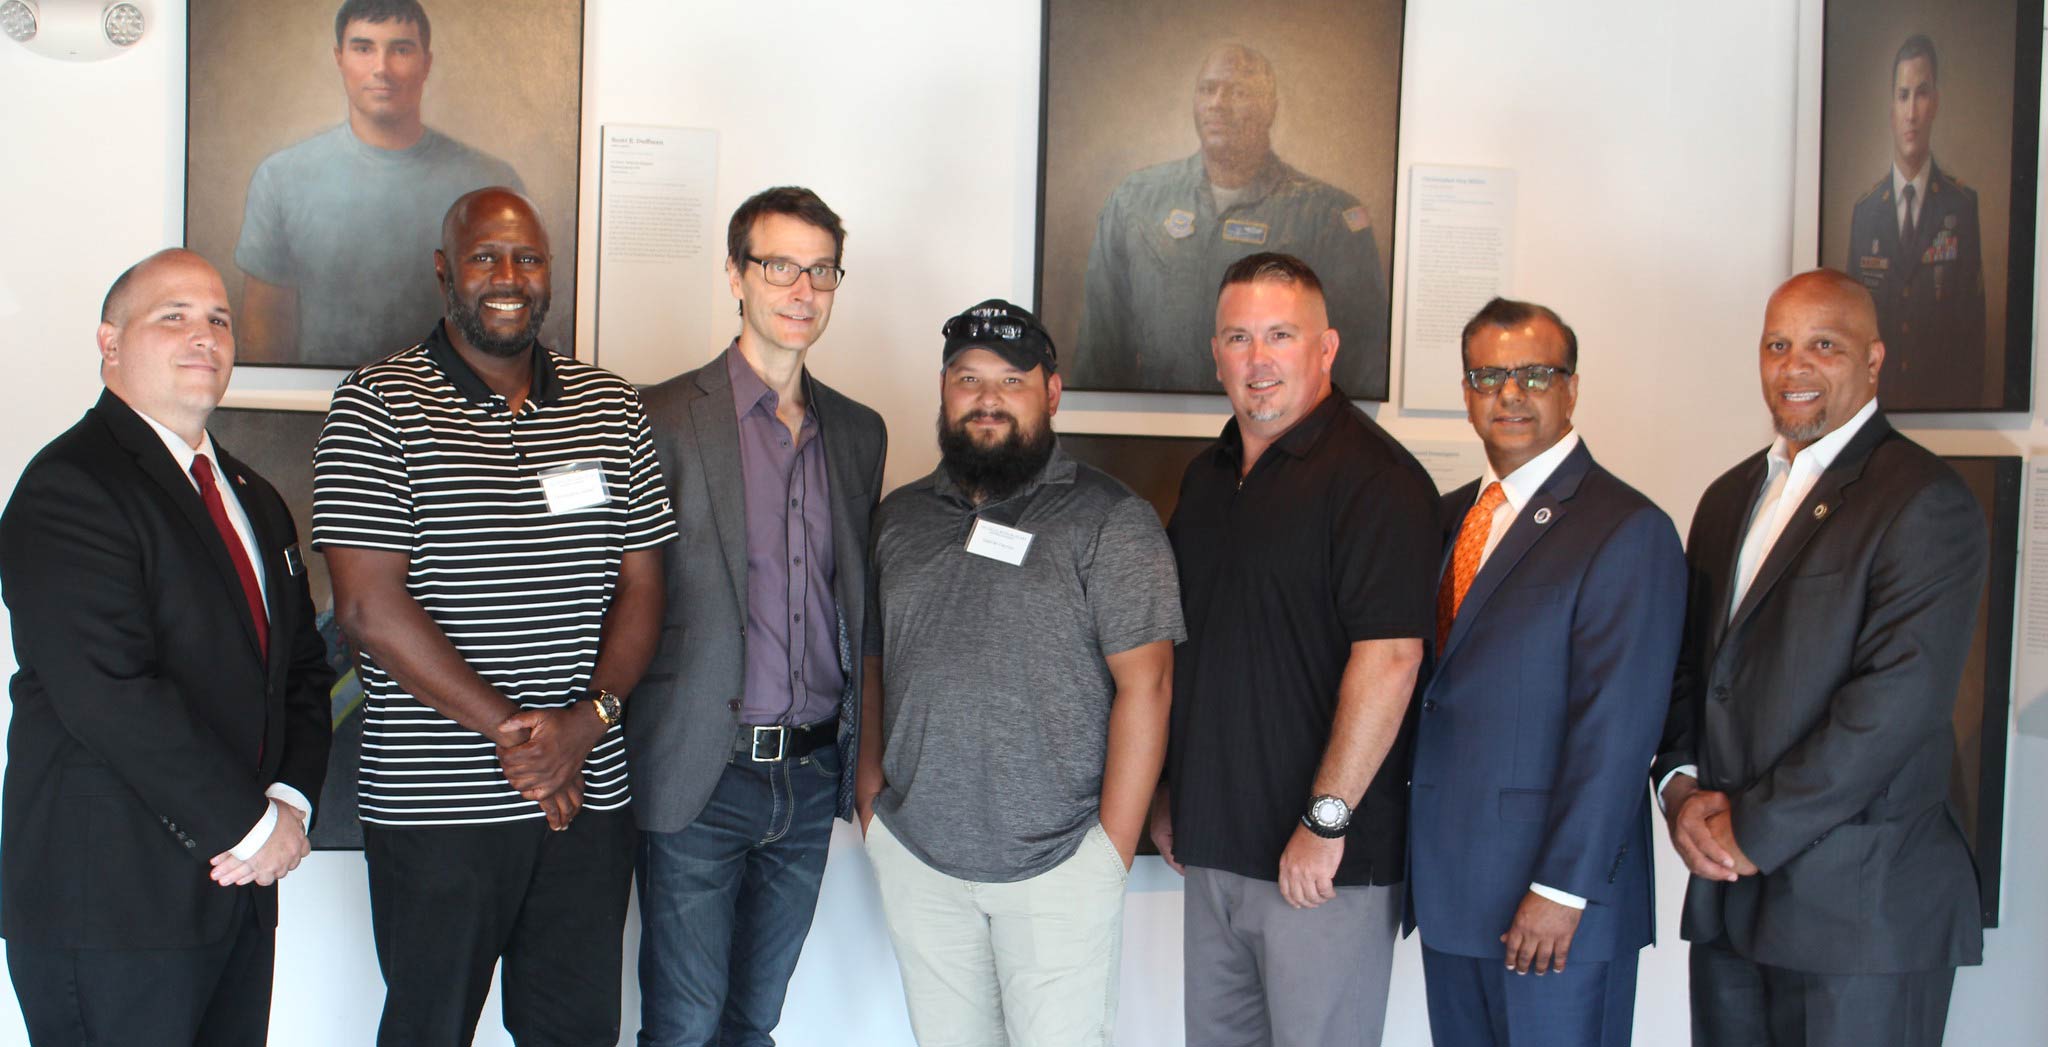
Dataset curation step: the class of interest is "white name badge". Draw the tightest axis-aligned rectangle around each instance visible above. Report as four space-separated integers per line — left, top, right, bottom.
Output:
965 517 1034 566
539 461 611 515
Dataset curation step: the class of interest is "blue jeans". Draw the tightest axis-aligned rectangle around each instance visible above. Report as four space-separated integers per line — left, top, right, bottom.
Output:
636 743 839 1047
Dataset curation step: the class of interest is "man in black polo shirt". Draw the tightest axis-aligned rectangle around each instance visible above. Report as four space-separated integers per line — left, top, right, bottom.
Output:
313 187 677 1044
1154 251 1435 1045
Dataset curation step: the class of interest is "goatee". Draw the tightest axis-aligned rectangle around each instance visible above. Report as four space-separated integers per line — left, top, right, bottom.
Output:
938 409 1057 504
446 285 550 358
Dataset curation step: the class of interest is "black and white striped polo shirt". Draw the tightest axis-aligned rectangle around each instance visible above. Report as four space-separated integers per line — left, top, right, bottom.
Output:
311 326 677 827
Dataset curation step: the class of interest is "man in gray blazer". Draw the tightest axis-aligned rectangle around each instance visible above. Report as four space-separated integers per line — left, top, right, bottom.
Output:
1655 269 1986 1047
632 186 887 1046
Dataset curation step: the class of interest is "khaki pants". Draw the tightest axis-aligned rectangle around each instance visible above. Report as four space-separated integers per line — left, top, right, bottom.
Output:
865 817 1129 1046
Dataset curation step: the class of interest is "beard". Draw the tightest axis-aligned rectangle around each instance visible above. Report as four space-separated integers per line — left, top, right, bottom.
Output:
446 284 551 358
1769 402 1830 446
938 407 1057 503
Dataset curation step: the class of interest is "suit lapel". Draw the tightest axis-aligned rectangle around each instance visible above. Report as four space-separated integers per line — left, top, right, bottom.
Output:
691 352 750 610
1724 414 1892 639
214 445 291 680
1704 453 1770 656
96 393 266 662
812 380 865 632
1438 442 1592 663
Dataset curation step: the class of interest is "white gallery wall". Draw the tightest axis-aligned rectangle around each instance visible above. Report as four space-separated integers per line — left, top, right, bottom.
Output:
1 0 2046 1043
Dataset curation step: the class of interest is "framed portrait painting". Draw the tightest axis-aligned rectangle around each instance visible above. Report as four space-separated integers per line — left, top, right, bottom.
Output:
185 0 584 373
1036 0 1405 398
1819 0 2041 411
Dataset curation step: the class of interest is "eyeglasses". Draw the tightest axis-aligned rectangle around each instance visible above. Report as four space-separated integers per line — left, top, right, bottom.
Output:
745 255 845 290
942 314 1030 343
1464 365 1573 394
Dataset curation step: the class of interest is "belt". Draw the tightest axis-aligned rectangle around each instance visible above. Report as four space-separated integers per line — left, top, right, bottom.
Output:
732 720 836 763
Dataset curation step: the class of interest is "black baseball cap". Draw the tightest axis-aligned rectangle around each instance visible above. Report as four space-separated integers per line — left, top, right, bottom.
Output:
940 299 1058 374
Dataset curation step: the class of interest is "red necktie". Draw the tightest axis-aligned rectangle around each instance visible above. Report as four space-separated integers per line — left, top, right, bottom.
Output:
191 454 269 661
1436 482 1505 650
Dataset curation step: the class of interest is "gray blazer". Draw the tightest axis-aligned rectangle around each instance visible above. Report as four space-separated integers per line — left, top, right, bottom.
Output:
1655 412 1987 974
631 348 887 831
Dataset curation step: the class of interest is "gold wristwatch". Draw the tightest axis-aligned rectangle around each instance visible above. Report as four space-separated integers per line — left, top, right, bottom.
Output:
589 689 623 726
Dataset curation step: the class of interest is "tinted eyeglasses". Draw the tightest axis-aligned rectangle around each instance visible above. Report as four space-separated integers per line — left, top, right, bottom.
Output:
746 255 845 290
941 314 1033 343
1464 364 1573 394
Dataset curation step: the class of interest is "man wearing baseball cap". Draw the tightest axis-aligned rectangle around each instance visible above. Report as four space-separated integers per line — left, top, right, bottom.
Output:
856 299 1183 1045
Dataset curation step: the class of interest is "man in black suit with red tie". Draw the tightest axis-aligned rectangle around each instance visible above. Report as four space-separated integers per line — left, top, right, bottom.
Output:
0 249 334 1046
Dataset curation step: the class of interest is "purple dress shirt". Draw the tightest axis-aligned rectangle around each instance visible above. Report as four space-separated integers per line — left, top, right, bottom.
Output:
729 348 844 726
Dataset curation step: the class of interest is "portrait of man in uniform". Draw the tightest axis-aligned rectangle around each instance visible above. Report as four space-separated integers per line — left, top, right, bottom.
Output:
183 0 582 370
1037 0 1402 398
1820 3 2039 411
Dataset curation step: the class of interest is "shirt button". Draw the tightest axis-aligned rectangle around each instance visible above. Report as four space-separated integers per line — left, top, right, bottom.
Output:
793 557 802 566
793 614 802 623
1422 699 1438 712
790 498 799 508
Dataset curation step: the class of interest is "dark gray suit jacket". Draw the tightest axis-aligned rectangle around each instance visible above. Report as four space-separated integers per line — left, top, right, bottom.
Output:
630 349 886 831
1654 411 1986 974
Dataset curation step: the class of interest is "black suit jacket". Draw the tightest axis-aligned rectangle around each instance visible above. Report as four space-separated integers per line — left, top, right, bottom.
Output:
1654 411 1986 974
0 391 333 949
631 350 887 830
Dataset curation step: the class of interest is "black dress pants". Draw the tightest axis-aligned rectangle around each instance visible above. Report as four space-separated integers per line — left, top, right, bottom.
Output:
1690 939 1956 1047
365 808 636 1047
7 887 273 1047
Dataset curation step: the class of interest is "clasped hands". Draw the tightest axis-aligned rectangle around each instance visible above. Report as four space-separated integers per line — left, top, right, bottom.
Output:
496 705 606 831
1662 775 1760 883
209 797 310 887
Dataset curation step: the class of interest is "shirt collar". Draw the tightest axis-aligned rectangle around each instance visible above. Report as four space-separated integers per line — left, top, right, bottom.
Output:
134 406 219 484
725 340 813 426
1183 151 1290 203
1766 396 1879 477
1892 161 1931 205
931 439 1078 507
422 321 560 408
1484 429 1581 513
1218 387 1348 467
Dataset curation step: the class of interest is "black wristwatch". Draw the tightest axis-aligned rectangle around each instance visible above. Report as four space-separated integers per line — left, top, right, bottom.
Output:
588 689 623 727
1301 794 1352 838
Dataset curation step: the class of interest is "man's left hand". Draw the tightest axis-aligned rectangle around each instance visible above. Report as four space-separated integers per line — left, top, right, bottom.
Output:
1500 891 1582 975
1277 825 1343 909
497 705 607 800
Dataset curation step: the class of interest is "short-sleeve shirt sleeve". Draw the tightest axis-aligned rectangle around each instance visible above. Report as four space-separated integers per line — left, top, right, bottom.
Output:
1086 495 1188 656
311 379 415 552
234 158 294 286
620 389 679 551
1331 461 1437 642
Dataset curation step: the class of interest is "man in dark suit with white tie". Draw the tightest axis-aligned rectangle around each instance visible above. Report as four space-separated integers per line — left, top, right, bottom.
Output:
0 249 334 1045
1655 269 1987 1046
632 186 887 1044
1408 298 1685 1046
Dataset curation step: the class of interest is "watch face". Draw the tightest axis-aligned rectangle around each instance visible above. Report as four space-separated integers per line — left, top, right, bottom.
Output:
1311 795 1349 827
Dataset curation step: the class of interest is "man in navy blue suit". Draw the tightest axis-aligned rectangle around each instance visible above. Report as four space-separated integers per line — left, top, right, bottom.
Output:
1407 298 1686 1046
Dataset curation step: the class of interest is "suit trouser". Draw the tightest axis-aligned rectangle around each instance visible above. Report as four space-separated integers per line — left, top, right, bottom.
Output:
865 816 1129 1047
7 887 272 1047
1182 865 1401 1047
1689 939 1956 1047
364 808 635 1047
1421 942 1638 1047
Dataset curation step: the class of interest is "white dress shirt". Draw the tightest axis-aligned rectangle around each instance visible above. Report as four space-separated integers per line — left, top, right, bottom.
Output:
1466 430 1588 909
137 411 311 861
1892 162 1930 238
1658 399 1880 805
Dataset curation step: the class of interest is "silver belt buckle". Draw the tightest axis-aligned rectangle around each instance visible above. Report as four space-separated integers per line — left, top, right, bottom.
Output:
750 725 788 762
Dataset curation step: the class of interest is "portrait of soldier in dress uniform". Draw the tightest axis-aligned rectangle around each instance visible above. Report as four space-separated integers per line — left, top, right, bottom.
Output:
1037 0 1402 398
184 0 582 370
1821 1 2038 412
1846 34 1987 408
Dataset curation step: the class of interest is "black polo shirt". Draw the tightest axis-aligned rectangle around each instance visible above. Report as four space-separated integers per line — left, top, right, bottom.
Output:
1166 390 1437 885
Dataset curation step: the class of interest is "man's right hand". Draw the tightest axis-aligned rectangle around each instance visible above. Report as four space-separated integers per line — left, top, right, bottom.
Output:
538 777 584 832
1662 775 1743 882
1147 783 1182 875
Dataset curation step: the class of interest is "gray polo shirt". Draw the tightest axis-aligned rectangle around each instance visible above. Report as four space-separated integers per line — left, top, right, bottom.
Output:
872 443 1185 882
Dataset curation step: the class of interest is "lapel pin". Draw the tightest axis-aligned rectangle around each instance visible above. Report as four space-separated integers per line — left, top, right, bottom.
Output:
1533 507 1553 525
234 475 247 486
1813 504 1828 520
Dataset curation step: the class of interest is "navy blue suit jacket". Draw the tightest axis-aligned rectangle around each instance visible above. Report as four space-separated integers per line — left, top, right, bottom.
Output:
1407 442 1685 961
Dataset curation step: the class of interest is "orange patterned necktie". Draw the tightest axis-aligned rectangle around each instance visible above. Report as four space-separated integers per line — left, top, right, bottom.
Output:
1436 482 1505 649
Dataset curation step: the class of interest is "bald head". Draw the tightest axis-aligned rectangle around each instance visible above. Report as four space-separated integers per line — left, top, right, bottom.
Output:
435 186 553 357
101 248 218 326
1194 43 1279 162
1759 268 1885 453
